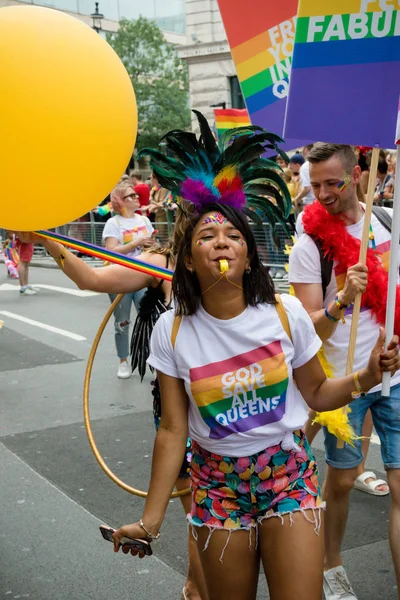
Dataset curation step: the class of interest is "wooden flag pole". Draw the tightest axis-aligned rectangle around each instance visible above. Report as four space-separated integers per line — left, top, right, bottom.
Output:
337 146 380 448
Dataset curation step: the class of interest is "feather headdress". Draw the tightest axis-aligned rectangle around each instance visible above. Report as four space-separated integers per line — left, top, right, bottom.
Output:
137 111 292 232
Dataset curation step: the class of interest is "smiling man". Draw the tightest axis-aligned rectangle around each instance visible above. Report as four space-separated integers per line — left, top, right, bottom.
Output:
289 143 400 600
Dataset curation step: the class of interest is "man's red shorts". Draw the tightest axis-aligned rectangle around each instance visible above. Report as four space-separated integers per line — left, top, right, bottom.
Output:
17 241 34 262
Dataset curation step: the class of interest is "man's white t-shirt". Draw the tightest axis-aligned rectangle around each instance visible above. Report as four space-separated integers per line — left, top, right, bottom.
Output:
299 161 315 205
148 295 321 457
102 214 153 258
289 209 400 392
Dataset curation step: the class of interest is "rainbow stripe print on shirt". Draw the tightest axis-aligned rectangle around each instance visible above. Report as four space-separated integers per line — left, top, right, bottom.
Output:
122 225 147 244
190 341 288 440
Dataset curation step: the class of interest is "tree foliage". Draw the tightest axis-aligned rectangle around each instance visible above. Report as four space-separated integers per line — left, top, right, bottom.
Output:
107 17 191 150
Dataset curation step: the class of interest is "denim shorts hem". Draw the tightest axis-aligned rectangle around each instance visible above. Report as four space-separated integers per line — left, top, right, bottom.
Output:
325 456 364 470
384 463 400 470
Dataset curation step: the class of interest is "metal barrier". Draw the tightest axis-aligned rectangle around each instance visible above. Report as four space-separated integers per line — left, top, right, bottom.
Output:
0 218 289 268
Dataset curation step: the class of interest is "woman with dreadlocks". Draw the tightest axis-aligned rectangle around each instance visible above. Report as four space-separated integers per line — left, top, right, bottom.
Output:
110 114 400 600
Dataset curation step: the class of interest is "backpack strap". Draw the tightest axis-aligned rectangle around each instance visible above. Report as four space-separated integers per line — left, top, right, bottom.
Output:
275 294 292 343
371 205 392 233
308 236 333 301
170 314 182 349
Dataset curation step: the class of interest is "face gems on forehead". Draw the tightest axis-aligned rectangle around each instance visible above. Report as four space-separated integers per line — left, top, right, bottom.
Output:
202 212 228 226
337 174 352 192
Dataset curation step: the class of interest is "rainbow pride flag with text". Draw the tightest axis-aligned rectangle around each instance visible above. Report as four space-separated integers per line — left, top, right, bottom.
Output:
285 1 400 147
190 341 288 440
218 0 309 150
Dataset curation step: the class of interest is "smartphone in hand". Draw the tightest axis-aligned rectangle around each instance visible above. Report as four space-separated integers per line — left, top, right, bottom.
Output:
99 525 153 556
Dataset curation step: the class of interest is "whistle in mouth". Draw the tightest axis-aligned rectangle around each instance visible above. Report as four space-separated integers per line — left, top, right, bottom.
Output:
219 259 229 274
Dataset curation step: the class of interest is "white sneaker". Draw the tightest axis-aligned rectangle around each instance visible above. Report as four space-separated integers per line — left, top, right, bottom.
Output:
117 361 131 379
323 566 357 599
20 287 37 296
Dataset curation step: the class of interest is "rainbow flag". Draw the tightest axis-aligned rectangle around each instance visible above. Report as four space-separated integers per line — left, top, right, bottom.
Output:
285 1 400 147
190 340 288 440
214 108 251 137
218 0 309 150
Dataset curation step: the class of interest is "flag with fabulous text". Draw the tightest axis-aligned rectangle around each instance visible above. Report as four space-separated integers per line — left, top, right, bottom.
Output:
284 0 400 148
217 0 311 151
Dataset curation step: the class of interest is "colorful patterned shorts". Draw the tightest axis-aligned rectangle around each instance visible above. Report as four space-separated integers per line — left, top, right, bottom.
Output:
189 430 323 531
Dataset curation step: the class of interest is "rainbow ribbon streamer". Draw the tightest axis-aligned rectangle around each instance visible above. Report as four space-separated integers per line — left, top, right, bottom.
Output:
36 230 173 282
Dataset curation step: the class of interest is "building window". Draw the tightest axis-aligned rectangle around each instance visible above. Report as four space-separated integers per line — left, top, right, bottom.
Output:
230 76 246 109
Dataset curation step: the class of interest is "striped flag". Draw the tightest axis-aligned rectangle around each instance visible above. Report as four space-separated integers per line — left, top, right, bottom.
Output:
214 108 251 137
285 1 400 148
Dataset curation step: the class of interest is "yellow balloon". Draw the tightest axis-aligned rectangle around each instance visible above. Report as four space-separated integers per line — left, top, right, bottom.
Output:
0 6 137 231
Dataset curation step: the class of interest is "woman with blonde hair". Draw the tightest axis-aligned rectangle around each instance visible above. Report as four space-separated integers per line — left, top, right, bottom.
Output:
101 182 154 378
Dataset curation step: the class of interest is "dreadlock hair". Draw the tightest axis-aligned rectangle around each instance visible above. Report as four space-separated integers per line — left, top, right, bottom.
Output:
173 203 276 316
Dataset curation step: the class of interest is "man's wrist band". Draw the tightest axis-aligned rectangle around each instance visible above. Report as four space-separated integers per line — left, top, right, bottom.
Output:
139 519 160 541
335 294 350 310
325 307 339 323
351 371 366 399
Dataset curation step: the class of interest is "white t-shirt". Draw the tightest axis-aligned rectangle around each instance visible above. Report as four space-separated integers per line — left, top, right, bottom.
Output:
299 161 315 205
289 209 400 392
102 214 153 258
147 295 321 457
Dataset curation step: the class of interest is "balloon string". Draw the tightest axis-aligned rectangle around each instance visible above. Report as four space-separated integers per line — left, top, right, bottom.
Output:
201 273 243 295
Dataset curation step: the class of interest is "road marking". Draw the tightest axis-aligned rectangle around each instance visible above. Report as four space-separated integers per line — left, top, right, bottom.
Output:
0 283 99 297
371 433 381 446
0 311 86 341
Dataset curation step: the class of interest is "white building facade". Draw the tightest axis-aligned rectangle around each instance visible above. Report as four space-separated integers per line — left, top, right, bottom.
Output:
178 0 244 132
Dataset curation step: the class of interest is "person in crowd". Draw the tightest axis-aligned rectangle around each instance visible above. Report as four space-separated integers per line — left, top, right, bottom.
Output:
289 143 400 600
356 146 371 196
275 154 288 169
131 171 151 215
283 167 298 201
102 182 154 379
293 144 316 213
148 173 169 240
2 232 19 279
387 152 397 177
16 237 38 295
374 156 394 206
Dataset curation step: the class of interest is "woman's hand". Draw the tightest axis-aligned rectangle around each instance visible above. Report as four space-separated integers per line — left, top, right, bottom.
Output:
361 328 400 387
112 522 151 558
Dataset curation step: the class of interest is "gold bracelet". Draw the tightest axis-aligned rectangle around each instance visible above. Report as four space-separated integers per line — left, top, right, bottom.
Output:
351 371 366 399
139 519 160 541
51 247 66 270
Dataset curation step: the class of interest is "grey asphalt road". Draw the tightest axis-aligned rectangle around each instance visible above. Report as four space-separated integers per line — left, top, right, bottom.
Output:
0 265 397 599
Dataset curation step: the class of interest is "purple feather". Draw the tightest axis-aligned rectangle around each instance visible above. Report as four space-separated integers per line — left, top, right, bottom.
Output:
220 189 246 210
180 178 219 209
